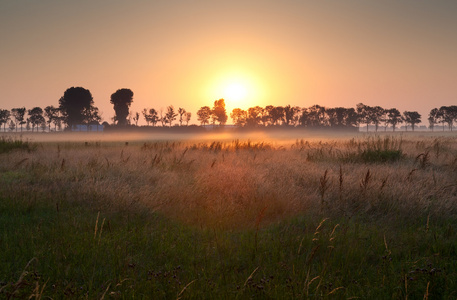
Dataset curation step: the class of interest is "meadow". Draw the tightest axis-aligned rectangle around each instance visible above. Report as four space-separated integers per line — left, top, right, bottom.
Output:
1 131 456 299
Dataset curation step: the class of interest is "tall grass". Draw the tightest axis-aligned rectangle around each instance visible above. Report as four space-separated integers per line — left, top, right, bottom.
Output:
1 135 457 298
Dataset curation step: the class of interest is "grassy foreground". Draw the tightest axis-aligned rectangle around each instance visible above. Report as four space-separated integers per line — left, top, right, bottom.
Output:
1 133 457 298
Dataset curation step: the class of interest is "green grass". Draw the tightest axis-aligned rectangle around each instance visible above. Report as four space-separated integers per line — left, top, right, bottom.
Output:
0 136 36 154
1 192 456 299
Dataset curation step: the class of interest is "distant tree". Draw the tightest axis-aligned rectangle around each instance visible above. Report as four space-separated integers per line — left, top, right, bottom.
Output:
230 108 247 127
439 106 457 131
143 108 159 126
110 88 134 126
59 87 95 128
305 105 327 127
82 106 102 125
0 109 11 132
184 112 191 126
178 108 186 126
403 111 421 131
246 106 263 127
370 106 385 132
165 105 178 127
11 107 26 132
44 105 61 132
386 108 403 131
283 105 300 126
132 112 140 126
212 99 228 126
270 106 285 125
197 106 212 126
28 107 45 132
263 105 274 125
428 108 440 131
9 120 15 131
356 103 372 132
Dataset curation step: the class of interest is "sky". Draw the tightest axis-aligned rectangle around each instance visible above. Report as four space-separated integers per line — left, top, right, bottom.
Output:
1 0 456 125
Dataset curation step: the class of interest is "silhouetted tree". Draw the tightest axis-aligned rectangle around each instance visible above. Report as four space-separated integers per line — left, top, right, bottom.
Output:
44 105 61 132
230 108 247 127
178 108 186 126
270 106 285 125
356 103 372 132
28 107 45 132
370 106 385 132
184 112 191 125
82 106 102 126
386 108 403 131
132 112 140 126
9 120 15 131
11 107 26 132
59 87 95 128
0 109 11 132
197 106 212 126
212 99 228 125
403 111 421 131
439 106 457 131
305 105 327 127
110 88 134 126
246 106 263 127
165 105 178 127
284 105 300 126
263 105 274 125
428 108 440 131
143 108 159 126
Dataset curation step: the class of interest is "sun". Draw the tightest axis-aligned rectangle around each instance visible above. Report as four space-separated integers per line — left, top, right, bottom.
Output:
224 82 247 103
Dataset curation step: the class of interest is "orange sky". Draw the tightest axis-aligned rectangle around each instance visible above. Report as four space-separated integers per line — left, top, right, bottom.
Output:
1 1 456 125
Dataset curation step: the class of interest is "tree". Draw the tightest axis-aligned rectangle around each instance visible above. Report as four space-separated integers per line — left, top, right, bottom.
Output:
356 103 372 132
28 107 45 132
143 108 159 126
184 112 191 126
403 111 421 131
386 108 403 131
165 105 178 127
44 105 61 132
230 108 247 127
270 106 285 125
284 105 300 126
246 106 263 127
197 106 212 126
82 106 102 125
439 106 457 131
0 109 11 132
212 99 228 125
9 120 15 131
428 108 440 131
59 87 95 128
110 88 134 126
132 112 140 126
370 106 385 132
11 107 26 132
178 108 186 126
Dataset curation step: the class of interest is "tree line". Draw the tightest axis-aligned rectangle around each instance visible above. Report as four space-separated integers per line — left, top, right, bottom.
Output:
1 86 456 132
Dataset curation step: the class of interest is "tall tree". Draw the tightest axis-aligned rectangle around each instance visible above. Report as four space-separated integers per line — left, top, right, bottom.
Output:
59 87 95 128
143 108 159 126
197 106 212 126
178 108 186 126
439 106 457 131
403 111 421 131
230 108 247 127
44 105 60 132
110 88 134 126
284 105 300 126
212 99 228 125
246 106 263 127
11 107 26 132
184 112 191 126
0 109 11 132
428 108 440 131
28 107 45 132
165 105 178 127
132 112 140 126
386 108 403 131
356 103 372 132
270 106 285 125
370 106 385 132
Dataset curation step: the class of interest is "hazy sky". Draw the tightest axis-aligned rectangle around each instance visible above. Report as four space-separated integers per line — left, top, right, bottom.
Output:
1 0 456 124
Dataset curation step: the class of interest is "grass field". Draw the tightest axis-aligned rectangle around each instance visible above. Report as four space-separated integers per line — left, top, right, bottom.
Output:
1 132 456 299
